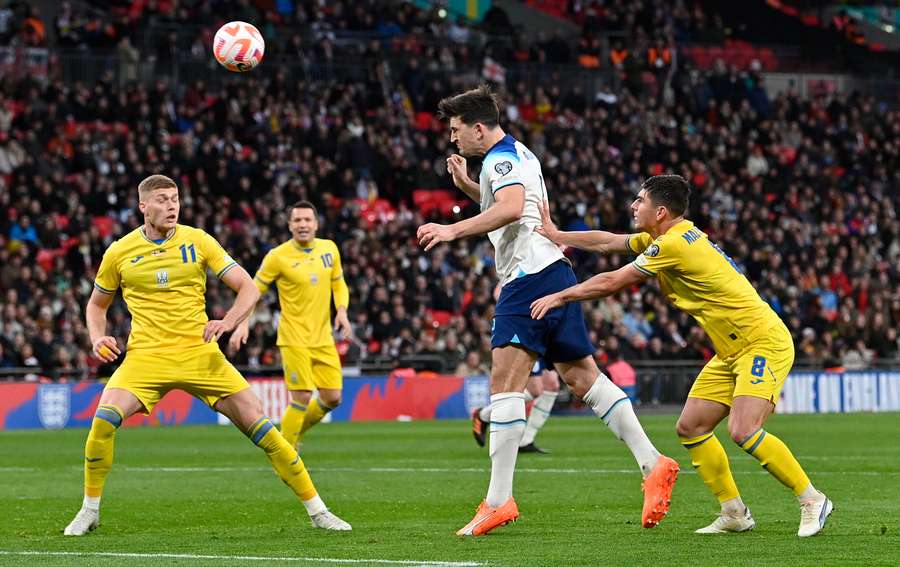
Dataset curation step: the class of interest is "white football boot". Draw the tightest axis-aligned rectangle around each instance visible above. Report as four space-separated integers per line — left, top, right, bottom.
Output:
798 493 833 537
695 506 756 534
64 507 99 536
310 510 352 531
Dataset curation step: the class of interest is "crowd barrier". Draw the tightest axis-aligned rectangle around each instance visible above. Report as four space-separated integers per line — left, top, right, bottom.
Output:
0 374 490 430
0 371 897 430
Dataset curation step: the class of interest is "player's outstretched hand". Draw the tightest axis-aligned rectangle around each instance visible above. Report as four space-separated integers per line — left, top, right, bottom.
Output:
204 319 233 343
446 154 468 188
530 292 565 320
417 223 457 252
535 200 560 242
92 336 121 362
228 323 249 351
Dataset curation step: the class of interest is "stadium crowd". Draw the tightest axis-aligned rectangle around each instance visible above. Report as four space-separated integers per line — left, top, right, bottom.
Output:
0 3 898 383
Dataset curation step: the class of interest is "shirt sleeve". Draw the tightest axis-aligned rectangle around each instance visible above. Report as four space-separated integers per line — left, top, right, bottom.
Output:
199 231 238 279
330 243 349 310
631 235 682 277
93 243 121 294
484 152 524 194
625 232 653 254
253 250 279 294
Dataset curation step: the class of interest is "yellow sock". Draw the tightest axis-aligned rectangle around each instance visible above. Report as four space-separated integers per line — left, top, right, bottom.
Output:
297 398 334 442
680 432 740 502
280 401 307 449
84 404 124 498
739 429 810 496
247 416 317 501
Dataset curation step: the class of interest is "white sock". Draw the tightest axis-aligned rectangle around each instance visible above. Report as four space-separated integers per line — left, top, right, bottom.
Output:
583 374 660 476
485 392 526 507
797 483 822 503
480 389 534 423
520 390 557 446
721 496 746 517
83 495 101 511
302 494 327 516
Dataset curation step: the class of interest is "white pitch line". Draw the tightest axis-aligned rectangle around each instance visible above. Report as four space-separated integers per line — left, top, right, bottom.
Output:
0 551 484 566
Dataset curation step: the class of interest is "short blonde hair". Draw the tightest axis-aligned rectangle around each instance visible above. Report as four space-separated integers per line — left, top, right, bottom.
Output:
138 174 178 200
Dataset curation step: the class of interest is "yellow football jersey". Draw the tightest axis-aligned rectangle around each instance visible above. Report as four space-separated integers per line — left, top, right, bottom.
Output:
253 238 349 347
627 220 783 358
94 224 238 351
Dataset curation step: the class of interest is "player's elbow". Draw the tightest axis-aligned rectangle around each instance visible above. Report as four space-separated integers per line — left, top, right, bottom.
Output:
244 281 261 303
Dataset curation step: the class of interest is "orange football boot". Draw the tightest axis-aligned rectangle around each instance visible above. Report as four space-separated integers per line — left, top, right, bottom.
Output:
456 497 519 536
471 408 488 447
641 455 679 528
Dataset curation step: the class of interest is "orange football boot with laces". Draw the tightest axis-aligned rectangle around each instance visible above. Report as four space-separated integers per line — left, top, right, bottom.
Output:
456 497 519 536
641 455 679 528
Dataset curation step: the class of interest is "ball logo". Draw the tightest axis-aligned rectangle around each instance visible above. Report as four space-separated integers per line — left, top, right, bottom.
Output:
494 161 513 176
38 384 71 430
644 244 660 257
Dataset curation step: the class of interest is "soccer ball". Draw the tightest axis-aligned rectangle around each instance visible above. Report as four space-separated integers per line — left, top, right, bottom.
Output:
213 21 265 72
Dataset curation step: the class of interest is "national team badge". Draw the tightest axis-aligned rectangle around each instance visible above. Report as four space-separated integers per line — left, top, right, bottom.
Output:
494 161 513 176
644 244 660 257
156 270 169 287
38 383 71 430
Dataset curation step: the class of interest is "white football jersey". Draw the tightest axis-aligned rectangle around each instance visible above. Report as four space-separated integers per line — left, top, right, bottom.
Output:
479 134 565 286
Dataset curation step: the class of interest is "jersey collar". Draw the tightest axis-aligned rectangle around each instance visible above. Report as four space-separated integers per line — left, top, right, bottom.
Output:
291 238 316 253
484 134 515 159
139 225 177 246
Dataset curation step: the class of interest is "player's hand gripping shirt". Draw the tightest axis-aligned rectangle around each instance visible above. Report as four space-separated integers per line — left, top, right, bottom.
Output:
479 134 565 287
627 220 783 358
253 238 349 348
93 225 238 350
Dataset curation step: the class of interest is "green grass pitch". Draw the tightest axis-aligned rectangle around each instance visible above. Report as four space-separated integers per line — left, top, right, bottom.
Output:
1 413 898 566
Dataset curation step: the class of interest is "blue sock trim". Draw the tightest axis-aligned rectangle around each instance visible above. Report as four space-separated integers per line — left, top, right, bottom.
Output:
95 406 123 428
290 401 308 411
738 427 763 448
490 419 527 430
744 430 767 455
251 419 275 445
600 397 629 422
681 433 715 449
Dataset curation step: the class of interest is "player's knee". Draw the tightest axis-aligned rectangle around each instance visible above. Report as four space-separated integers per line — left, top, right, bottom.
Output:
291 390 313 405
543 371 560 392
727 420 758 446
320 393 342 408
675 416 704 439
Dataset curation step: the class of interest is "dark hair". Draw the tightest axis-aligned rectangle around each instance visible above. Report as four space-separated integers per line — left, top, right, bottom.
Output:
290 200 318 217
642 175 691 217
436 84 500 128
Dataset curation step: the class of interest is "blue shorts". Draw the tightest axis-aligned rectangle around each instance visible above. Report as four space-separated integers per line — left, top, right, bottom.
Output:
492 260 595 364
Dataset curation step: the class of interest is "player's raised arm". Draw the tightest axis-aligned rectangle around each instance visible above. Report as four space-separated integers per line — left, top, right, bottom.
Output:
417 184 525 251
447 154 480 201
536 201 635 254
